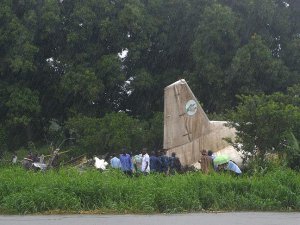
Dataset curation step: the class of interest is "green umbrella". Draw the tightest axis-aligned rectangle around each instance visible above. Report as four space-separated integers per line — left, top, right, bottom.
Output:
213 155 230 166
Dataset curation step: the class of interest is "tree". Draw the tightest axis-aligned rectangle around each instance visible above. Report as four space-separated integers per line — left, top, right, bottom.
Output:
227 93 300 165
228 35 294 106
66 112 148 156
2 86 41 149
0 125 8 158
122 0 211 117
144 111 163 150
0 0 300 156
285 133 300 171
284 37 300 74
191 3 240 112
60 66 104 116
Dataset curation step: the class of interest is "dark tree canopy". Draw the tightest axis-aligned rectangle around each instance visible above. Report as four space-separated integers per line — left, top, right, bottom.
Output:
0 0 299 156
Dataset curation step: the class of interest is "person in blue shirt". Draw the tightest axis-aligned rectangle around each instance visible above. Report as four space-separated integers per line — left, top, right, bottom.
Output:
150 151 161 172
110 153 121 169
119 148 132 176
169 152 182 175
159 150 169 174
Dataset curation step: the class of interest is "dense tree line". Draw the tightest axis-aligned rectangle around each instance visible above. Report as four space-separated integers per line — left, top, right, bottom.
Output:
0 0 299 158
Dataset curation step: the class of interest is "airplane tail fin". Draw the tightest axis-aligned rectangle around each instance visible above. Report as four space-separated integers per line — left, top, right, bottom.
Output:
163 79 241 167
163 79 210 150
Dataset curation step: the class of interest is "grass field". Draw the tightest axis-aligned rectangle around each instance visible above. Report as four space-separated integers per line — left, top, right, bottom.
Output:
0 166 299 214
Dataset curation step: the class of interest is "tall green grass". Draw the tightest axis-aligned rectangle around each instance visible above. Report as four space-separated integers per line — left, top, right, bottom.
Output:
0 166 299 214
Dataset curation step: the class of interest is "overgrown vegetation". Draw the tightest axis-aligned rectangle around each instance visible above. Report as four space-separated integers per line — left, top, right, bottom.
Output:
1 0 300 158
227 86 300 170
1 2 300 215
0 166 299 214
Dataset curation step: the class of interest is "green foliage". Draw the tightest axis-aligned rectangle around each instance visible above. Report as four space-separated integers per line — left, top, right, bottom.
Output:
285 133 300 171
61 67 104 102
145 111 163 149
285 37 300 73
66 112 149 156
44 119 65 147
228 93 300 165
0 167 299 214
229 35 292 98
0 125 8 157
5 86 40 126
0 0 300 157
191 3 240 112
66 116 103 156
100 112 146 152
2 189 80 214
96 54 125 88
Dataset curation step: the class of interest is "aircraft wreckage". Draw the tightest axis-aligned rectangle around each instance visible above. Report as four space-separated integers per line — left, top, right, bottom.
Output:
164 79 243 167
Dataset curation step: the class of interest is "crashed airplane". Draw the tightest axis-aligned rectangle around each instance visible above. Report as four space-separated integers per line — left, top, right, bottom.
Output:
164 79 243 167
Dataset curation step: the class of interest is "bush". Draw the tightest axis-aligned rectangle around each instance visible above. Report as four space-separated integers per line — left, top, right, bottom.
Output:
227 93 300 168
66 112 162 157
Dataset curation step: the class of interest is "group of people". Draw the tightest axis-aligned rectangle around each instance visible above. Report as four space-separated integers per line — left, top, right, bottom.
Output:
110 148 242 176
14 147 241 175
109 148 182 176
200 149 242 175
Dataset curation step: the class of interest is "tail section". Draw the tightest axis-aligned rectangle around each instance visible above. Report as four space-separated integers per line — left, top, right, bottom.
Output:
164 79 241 166
164 79 210 150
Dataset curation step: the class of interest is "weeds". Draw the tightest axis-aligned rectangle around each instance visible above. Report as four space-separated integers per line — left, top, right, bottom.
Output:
0 167 299 214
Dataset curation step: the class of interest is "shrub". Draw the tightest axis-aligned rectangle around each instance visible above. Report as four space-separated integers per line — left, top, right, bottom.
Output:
227 93 300 168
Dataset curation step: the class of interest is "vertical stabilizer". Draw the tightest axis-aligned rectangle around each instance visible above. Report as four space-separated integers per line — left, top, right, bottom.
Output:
164 79 210 150
164 79 241 166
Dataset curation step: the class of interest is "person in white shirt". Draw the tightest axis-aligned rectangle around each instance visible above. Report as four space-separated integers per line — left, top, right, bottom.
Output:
141 148 150 174
110 153 121 169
